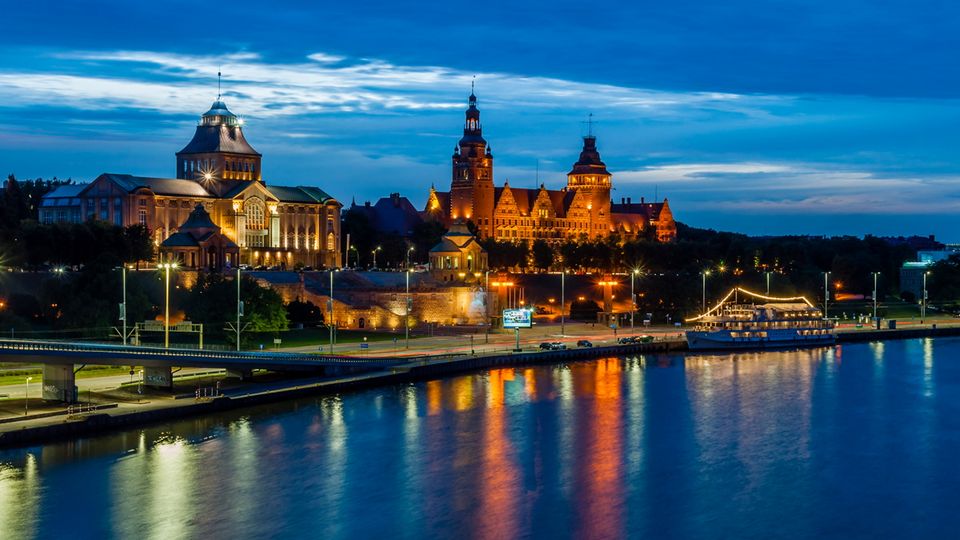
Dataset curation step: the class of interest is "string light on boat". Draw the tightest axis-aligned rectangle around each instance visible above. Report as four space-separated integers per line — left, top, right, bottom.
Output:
685 287 814 322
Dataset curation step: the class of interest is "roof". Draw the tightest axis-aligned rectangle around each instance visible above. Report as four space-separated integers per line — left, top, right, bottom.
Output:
160 232 201 247
179 204 219 231
568 136 611 177
42 184 85 198
92 173 213 197
426 190 450 214
177 124 260 156
430 237 464 253
611 201 665 219
269 185 336 204
354 194 424 235
202 100 236 119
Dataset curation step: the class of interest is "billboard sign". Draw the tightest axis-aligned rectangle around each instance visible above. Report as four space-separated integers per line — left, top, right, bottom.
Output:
503 308 533 329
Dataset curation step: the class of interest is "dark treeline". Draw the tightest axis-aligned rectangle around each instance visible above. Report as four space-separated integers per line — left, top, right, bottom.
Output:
0 175 153 268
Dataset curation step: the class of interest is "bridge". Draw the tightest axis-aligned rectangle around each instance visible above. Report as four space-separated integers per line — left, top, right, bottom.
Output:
0 339 399 402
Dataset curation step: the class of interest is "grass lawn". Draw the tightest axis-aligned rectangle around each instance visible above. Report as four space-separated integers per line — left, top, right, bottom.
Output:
0 365 134 387
247 327 415 349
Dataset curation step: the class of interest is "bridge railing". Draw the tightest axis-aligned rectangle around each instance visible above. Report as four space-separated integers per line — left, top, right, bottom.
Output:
0 339 398 364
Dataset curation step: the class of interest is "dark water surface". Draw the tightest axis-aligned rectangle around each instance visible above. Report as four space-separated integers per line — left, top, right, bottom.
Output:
3 338 960 539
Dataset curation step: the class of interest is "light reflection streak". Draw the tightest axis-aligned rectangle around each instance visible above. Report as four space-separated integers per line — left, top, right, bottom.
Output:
923 338 934 398
478 369 519 538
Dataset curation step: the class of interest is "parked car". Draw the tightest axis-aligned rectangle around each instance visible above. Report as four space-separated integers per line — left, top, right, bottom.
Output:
576 339 593 348
539 342 567 351
617 336 637 344
539 342 553 350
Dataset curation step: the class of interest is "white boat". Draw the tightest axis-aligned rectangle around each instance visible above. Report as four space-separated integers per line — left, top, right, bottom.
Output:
685 288 835 351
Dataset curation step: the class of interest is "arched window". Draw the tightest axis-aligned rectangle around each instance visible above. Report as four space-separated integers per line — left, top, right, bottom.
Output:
327 232 335 251
245 197 266 247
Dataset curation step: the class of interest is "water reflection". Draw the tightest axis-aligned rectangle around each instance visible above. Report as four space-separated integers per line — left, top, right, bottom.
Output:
2 340 960 538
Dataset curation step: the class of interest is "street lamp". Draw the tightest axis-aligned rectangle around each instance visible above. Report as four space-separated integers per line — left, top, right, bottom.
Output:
872 271 880 321
120 265 128 345
406 246 415 270
700 270 711 315
922 271 930 323
560 270 567 336
159 262 178 348
822 271 831 320
630 268 640 330
372 246 382 270
328 268 338 354
765 271 772 295
405 269 412 349
25 376 32 416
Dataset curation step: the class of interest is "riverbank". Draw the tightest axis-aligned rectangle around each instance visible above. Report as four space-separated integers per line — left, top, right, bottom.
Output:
0 340 683 449
3 323 959 449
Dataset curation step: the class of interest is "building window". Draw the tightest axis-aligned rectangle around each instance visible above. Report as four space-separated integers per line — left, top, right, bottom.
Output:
246 197 266 247
326 232 335 251
113 198 123 223
138 208 147 226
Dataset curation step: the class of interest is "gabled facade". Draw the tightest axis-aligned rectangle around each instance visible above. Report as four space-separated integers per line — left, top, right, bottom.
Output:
425 92 677 243
40 99 342 269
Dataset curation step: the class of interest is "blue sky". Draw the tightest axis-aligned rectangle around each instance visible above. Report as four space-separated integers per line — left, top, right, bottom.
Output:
2 0 960 240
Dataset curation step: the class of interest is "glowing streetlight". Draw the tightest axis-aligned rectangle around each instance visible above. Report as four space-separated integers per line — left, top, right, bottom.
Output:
372 246 382 270
630 268 640 330
701 270 711 315
406 246 415 270
922 271 930 323
159 262 178 348
405 269 412 349
822 271 831 320
872 272 880 320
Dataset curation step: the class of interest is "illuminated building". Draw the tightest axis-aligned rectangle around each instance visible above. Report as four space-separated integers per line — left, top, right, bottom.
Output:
39 98 342 269
424 91 677 243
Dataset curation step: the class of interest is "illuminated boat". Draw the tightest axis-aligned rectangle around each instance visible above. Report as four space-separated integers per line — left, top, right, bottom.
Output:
685 288 835 350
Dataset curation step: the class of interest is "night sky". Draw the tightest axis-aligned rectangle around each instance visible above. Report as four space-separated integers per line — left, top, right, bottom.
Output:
2 1 960 240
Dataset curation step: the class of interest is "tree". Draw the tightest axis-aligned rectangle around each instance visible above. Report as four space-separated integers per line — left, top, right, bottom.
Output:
184 273 287 346
532 239 554 271
286 299 324 326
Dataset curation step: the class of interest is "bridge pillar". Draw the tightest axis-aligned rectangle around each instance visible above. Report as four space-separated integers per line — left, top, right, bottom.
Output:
144 366 173 390
42 364 77 403
226 369 253 381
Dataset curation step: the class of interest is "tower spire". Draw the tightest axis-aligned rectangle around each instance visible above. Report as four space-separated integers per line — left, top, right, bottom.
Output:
217 68 222 100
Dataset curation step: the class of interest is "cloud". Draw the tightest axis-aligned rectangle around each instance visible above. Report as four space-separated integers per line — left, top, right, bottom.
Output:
0 49 783 120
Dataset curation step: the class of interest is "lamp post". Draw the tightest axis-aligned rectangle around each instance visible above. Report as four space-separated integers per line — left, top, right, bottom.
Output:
372 246 381 270
823 271 831 320
765 271 772 295
872 271 880 320
630 268 640 330
329 268 336 354
922 271 929 323
405 270 411 349
159 262 177 349
560 270 566 336
121 265 128 345
236 267 243 351
484 270 490 342
700 270 711 314
406 246 415 270
25 376 32 416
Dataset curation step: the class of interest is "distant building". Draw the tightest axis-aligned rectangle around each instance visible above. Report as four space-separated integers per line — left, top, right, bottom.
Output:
424 91 677 243
40 98 342 268
159 203 239 271
347 193 424 237
429 223 488 282
900 245 960 297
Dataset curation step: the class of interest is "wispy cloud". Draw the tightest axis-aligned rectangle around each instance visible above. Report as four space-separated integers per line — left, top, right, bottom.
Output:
0 49 784 120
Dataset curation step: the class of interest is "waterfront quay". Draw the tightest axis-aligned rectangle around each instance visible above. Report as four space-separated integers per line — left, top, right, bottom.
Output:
2 319 959 449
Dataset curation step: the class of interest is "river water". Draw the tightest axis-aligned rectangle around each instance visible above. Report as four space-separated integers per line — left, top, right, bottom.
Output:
2 338 959 539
